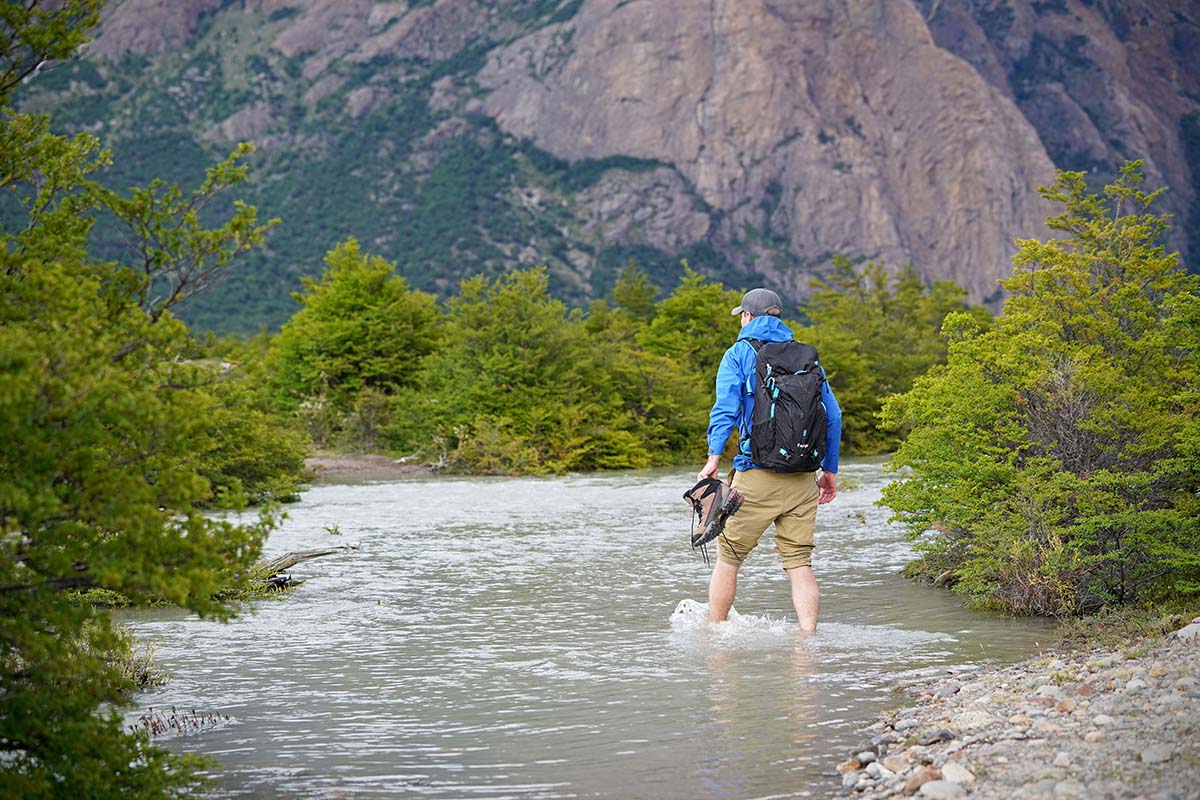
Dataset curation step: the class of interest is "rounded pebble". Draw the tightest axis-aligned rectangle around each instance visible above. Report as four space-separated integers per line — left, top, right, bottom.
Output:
918 779 966 799
1140 744 1172 764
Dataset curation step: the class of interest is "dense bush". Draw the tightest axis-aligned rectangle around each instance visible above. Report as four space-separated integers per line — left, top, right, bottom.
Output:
881 163 1200 615
271 239 441 414
800 257 987 454
271 252 970 473
415 268 697 473
0 6 303 794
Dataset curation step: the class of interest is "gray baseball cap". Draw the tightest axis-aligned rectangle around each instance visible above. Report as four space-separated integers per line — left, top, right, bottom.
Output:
731 287 783 316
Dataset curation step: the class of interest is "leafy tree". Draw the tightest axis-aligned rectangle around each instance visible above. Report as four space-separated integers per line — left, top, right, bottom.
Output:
172 331 307 503
271 238 442 418
801 257 982 453
380 266 714 472
611 260 657 320
0 1 102 98
1 7 291 795
413 269 606 473
639 264 743 379
881 163 1200 615
581 299 708 463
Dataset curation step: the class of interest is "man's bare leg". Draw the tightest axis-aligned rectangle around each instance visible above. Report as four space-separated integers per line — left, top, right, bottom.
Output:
708 560 740 621
786 565 819 632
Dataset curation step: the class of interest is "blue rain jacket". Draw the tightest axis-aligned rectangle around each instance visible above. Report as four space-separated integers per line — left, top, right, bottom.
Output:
706 315 842 473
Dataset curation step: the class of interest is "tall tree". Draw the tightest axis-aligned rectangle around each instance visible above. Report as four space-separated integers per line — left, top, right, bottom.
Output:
801 257 981 454
881 163 1200 615
415 268 602 473
271 238 442 413
638 265 743 380
0 5 288 795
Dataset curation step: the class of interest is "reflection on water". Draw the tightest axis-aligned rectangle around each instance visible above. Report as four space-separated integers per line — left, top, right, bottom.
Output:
122 458 1055 799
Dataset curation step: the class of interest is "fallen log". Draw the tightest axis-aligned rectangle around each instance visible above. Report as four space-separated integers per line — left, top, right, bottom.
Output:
253 544 360 578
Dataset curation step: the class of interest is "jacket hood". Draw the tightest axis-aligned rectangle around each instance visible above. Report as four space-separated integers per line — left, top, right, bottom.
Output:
736 314 794 343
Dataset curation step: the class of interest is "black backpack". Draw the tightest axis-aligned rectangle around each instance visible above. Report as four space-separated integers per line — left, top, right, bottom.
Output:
741 339 827 472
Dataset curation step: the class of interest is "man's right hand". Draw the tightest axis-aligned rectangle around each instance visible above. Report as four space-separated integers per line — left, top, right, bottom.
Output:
698 454 721 481
817 471 837 504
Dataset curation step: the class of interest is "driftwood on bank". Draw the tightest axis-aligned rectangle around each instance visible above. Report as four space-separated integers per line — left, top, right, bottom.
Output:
253 545 359 578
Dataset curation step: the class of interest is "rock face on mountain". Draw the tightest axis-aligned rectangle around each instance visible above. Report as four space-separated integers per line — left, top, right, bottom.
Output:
478 0 1055 302
43 0 1196 331
88 0 224 59
920 0 1200 264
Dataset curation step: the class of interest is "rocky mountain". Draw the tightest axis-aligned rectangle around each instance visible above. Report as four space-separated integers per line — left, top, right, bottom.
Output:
921 0 1200 265
19 0 1198 332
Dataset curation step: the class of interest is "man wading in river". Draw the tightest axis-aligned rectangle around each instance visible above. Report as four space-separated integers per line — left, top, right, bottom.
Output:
698 288 842 632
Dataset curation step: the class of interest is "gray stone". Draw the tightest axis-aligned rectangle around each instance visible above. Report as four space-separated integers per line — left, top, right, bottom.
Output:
1092 714 1114 726
935 682 962 699
1053 751 1072 767
1146 791 1186 800
872 732 901 746
950 710 997 732
939 762 975 784
895 718 922 731
917 728 956 746
857 750 876 764
919 780 966 799
1167 621 1200 642
1089 781 1129 799
841 771 858 789
1140 744 1173 764
1126 678 1147 694
1031 777 1059 793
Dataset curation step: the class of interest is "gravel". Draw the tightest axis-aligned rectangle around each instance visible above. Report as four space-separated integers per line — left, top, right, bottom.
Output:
833 616 1200 799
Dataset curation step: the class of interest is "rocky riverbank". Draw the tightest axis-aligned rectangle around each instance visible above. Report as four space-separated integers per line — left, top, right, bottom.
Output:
303 452 439 481
836 618 1200 800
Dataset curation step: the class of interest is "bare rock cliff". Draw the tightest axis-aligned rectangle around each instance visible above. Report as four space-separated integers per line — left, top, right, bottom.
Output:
922 0 1200 265
478 0 1057 302
88 0 224 59
71 0 1193 328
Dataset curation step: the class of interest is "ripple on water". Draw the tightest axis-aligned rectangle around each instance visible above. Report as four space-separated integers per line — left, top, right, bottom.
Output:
123 460 1054 800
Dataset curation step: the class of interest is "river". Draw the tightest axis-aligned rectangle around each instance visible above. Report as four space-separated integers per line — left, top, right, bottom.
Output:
122 458 1055 799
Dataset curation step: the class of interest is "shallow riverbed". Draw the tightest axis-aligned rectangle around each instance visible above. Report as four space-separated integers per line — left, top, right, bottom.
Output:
123 458 1056 799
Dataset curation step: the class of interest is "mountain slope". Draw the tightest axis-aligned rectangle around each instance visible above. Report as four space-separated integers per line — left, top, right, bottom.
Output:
16 0 1196 333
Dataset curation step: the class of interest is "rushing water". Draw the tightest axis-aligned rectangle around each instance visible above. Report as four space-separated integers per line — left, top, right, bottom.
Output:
122 458 1055 799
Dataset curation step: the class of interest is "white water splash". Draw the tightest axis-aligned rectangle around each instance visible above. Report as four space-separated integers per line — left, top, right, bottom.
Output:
669 598 802 644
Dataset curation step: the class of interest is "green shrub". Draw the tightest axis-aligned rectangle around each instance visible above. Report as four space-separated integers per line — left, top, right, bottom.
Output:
271 238 442 412
802 257 984 454
882 163 1200 615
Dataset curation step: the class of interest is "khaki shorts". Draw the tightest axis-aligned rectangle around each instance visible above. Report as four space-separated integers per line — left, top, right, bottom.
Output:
717 468 819 570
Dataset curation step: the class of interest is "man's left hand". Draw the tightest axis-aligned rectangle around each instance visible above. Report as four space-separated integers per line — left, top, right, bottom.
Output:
817 471 837 504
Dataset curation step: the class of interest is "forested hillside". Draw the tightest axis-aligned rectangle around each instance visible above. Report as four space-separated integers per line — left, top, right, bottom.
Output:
15 0 1199 334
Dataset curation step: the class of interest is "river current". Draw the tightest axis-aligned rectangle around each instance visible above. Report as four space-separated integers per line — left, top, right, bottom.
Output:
123 458 1055 799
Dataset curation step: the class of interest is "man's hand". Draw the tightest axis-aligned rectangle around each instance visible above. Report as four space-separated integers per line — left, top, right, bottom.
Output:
698 454 721 481
817 471 837 504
